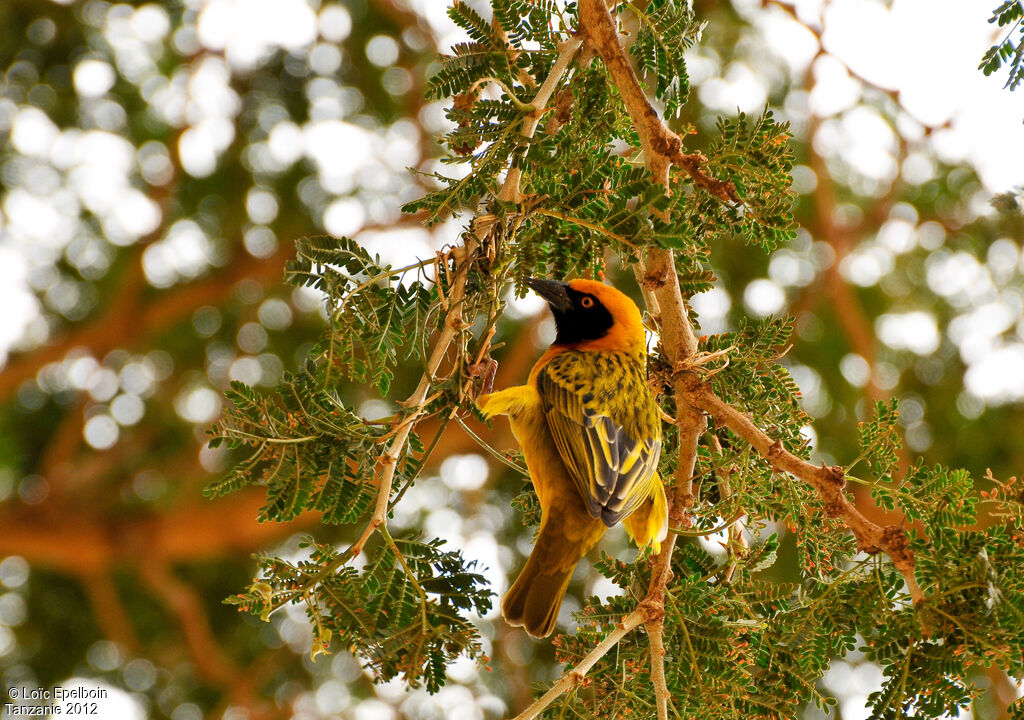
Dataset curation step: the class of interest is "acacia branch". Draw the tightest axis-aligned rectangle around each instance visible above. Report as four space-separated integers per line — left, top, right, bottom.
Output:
497 37 583 203
635 247 708 720
639 248 705 506
687 378 925 605
349 236 480 557
509 609 647 720
578 0 738 202
647 618 670 720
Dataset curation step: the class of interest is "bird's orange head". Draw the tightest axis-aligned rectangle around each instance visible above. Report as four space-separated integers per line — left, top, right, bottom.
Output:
527 277 646 355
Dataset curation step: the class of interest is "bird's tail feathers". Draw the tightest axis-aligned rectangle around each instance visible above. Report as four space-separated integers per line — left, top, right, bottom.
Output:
503 515 597 638
502 553 574 639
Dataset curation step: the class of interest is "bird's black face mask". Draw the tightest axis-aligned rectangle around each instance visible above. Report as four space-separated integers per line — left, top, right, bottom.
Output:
526 278 614 345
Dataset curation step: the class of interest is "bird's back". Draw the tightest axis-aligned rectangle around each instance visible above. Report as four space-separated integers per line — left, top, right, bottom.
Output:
534 349 662 526
535 349 660 441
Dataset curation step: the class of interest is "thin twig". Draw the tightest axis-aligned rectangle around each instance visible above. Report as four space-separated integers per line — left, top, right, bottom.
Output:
468 76 534 111
531 207 639 248
456 416 529 476
710 434 749 582
668 510 746 538
349 237 480 557
497 37 584 203
509 609 647 720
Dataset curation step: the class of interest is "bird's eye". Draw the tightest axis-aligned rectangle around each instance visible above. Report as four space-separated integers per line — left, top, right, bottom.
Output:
580 297 594 308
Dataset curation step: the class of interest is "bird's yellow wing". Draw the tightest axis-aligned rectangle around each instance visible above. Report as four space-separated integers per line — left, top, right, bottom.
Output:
536 351 662 527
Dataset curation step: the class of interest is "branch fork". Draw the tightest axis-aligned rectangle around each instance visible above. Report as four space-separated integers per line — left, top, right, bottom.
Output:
638 595 667 624
686 377 925 606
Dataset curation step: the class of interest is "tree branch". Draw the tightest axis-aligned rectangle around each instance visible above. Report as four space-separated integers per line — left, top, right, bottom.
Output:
497 37 583 203
710 434 749 582
509 3 927 716
647 610 671 720
634 247 708 720
578 0 738 202
567 5 718 715
686 378 925 605
349 235 480 557
509 609 647 720
80 571 141 654
639 248 705 506
139 561 243 686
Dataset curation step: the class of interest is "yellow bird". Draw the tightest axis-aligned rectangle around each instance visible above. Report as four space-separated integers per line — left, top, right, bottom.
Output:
478 278 668 638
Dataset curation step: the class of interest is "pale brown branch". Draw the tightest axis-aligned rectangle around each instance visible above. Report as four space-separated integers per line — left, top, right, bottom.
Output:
634 247 705 718
497 37 583 203
637 196 923 611
578 0 737 203
349 236 480 557
639 248 705 507
507 9 934 719
509 609 647 720
647 612 671 720
507 6 743 718
710 434 749 583
687 378 926 606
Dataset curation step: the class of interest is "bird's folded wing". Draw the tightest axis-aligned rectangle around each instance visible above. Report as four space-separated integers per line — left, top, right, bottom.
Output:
537 354 661 527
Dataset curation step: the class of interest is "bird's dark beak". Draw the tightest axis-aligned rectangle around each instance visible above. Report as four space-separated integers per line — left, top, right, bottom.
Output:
526 278 572 312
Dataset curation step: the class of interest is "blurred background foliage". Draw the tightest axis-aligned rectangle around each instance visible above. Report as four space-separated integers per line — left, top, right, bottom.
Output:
0 0 1022 718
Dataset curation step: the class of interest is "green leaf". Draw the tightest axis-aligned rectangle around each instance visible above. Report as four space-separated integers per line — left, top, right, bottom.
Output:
857 399 902 478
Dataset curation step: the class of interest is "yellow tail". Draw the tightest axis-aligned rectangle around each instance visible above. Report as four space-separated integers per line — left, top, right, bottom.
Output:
623 474 669 553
